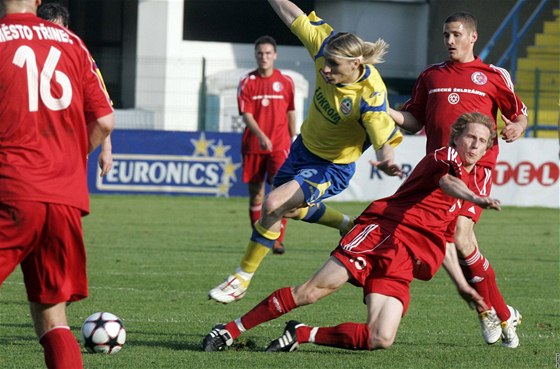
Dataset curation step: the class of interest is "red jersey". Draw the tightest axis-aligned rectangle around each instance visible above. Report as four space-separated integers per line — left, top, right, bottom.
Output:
0 13 113 214
402 57 527 167
356 147 468 280
238 69 295 154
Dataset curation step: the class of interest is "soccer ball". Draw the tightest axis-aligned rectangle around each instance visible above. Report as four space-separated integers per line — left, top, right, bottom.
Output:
81 312 126 354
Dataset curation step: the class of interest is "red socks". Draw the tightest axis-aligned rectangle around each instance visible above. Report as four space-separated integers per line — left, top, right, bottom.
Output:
39 326 83 369
223 288 371 351
297 323 370 350
460 247 510 321
249 202 261 227
278 218 288 243
225 287 296 339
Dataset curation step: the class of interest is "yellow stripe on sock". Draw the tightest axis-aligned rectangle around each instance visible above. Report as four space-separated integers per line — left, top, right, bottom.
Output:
254 222 281 240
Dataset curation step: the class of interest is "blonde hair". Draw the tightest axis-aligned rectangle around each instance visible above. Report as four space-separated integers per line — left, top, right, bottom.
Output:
324 32 389 65
449 112 496 149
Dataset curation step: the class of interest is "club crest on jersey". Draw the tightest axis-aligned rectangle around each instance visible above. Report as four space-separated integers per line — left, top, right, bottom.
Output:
471 72 488 85
340 97 353 116
448 93 460 105
272 81 284 92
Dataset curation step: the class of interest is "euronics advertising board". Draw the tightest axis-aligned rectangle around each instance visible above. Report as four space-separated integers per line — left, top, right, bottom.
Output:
88 131 559 208
88 130 246 197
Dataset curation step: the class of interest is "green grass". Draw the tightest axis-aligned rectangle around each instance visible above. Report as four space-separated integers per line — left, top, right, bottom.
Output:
0 196 558 368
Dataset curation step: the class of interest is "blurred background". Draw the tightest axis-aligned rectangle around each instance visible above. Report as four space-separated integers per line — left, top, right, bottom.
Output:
11 0 557 138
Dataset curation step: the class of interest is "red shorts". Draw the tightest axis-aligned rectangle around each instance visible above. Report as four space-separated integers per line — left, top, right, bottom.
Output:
0 201 87 304
332 222 413 315
242 150 289 184
444 164 494 241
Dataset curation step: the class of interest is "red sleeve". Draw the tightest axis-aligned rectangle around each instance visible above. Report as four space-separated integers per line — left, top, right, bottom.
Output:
78 40 113 123
432 146 463 180
237 75 255 116
285 74 296 112
402 70 428 125
490 65 528 121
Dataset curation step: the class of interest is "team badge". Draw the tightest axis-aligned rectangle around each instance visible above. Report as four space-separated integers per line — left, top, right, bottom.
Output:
448 93 460 105
471 72 488 85
340 97 353 116
272 81 284 92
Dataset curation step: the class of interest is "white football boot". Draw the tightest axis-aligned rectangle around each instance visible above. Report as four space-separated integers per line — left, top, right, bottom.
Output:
478 308 502 344
208 274 248 304
501 305 522 348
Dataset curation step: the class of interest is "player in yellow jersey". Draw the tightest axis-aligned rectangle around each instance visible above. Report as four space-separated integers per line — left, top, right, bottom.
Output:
208 0 403 304
37 2 114 177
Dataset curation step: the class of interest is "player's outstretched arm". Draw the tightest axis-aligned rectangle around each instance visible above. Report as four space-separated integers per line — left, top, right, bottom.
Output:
389 108 423 134
370 143 403 177
439 174 501 211
268 0 304 27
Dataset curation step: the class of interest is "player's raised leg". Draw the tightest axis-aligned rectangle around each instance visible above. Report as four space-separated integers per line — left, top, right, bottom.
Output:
208 181 304 303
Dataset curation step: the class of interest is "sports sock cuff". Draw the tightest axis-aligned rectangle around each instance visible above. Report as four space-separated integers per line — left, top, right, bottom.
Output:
38 326 71 342
460 246 481 265
254 222 281 241
234 318 246 333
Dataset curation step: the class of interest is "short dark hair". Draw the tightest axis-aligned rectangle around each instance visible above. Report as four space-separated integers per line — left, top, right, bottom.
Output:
444 11 478 32
254 35 277 52
37 2 70 28
449 112 496 149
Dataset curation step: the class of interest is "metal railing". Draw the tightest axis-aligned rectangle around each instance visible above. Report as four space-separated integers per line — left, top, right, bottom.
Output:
479 0 552 80
479 0 557 138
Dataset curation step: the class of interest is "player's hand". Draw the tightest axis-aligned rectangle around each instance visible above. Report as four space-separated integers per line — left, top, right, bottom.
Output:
98 151 113 176
457 284 488 312
473 196 501 211
258 134 273 151
369 159 403 178
500 114 524 143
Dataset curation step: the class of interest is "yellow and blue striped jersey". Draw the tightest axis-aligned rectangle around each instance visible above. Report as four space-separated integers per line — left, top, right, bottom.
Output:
291 12 402 164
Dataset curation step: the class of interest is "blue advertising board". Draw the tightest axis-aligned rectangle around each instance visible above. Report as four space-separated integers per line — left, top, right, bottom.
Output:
87 130 247 197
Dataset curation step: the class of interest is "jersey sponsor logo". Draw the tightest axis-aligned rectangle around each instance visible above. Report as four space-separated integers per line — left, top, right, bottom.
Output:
313 87 341 124
0 22 74 44
471 71 488 85
261 98 270 107
340 97 352 116
97 132 241 197
429 87 486 98
448 93 460 104
494 161 559 186
272 81 284 92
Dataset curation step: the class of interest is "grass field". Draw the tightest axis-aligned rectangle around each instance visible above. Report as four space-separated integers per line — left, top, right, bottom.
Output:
0 195 558 369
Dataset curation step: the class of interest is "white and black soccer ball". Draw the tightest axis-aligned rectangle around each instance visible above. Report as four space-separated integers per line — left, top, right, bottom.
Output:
81 312 126 354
